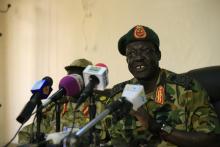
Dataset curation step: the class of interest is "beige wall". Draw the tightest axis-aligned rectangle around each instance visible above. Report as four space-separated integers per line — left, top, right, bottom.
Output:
0 0 220 145
0 2 7 144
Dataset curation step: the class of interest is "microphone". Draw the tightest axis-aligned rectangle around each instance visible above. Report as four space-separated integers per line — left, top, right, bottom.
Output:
84 63 108 91
40 74 83 110
75 64 109 110
74 84 147 137
16 76 53 124
121 84 147 111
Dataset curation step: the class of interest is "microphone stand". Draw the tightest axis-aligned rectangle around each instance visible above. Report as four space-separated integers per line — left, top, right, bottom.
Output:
31 101 46 145
89 94 97 146
85 76 99 146
55 101 61 132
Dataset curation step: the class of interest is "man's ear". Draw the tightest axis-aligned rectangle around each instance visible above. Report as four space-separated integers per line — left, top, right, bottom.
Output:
156 50 161 61
126 57 129 63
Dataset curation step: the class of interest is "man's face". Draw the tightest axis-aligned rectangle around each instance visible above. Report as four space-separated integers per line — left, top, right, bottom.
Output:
125 41 161 80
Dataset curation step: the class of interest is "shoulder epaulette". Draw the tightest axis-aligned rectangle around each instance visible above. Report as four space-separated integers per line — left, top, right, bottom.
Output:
94 89 111 103
110 79 132 98
167 73 194 90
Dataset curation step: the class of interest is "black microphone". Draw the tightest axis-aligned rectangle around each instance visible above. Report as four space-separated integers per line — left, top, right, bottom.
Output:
75 75 99 110
16 76 53 124
75 64 108 110
39 74 83 110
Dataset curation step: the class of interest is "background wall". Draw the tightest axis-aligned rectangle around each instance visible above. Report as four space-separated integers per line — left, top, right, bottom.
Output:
0 0 220 145
0 0 7 144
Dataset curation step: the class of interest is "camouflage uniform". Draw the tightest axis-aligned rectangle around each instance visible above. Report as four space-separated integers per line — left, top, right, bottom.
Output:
102 69 220 147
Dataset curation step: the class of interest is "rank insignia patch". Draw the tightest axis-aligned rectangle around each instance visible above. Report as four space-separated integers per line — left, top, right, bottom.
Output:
155 85 165 105
82 104 89 117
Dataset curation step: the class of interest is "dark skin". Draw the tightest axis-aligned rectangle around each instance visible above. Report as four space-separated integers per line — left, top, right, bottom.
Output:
126 41 220 147
126 41 161 93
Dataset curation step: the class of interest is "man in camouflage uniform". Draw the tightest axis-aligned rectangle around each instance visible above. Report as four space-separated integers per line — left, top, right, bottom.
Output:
18 58 109 146
103 25 220 147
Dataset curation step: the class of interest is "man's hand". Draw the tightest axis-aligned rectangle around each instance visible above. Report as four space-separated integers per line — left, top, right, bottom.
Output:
130 106 162 135
129 106 149 129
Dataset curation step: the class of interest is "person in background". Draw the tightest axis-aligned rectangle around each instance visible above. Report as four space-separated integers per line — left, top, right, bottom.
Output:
18 58 110 146
104 25 220 147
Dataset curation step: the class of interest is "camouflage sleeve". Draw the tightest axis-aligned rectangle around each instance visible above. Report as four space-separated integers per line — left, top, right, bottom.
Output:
18 123 34 144
18 104 55 144
94 95 113 143
98 92 142 146
185 80 220 134
18 118 54 145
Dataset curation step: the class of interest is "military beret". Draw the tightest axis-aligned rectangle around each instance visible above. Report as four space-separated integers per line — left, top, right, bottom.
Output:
118 25 160 56
65 58 92 71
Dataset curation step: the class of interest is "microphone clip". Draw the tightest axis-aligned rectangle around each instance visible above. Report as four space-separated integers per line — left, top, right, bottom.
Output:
111 97 133 123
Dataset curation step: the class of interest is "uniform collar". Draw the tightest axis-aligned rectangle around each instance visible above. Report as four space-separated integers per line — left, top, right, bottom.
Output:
131 69 167 102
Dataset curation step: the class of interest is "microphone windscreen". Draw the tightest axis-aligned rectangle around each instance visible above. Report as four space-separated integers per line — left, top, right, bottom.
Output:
42 76 53 86
96 63 108 73
59 74 83 96
95 63 108 68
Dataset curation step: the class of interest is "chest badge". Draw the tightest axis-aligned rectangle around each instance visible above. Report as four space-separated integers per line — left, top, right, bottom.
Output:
155 85 165 105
